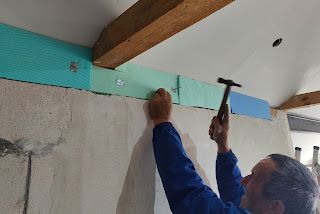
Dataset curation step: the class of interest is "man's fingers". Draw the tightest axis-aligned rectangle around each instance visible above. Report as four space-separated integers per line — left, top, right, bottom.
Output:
211 116 217 123
209 116 221 138
156 88 167 97
209 124 214 134
210 133 215 140
212 117 221 128
209 117 221 132
154 92 161 98
209 125 214 138
166 91 172 99
222 104 229 127
213 125 222 137
210 106 229 142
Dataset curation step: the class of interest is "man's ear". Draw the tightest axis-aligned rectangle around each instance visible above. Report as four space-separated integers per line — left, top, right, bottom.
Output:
268 200 285 214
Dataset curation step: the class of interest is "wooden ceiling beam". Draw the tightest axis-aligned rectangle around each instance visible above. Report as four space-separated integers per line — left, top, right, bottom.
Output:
270 108 278 118
92 0 234 69
279 91 320 111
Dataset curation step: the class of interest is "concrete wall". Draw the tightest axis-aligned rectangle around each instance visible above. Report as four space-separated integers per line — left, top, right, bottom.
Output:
0 79 294 214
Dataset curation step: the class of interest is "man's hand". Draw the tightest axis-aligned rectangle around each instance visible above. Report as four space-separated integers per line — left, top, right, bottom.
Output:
209 104 230 153
150 88 172 127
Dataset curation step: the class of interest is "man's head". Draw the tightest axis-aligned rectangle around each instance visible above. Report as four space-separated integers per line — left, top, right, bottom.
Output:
240 154 319 214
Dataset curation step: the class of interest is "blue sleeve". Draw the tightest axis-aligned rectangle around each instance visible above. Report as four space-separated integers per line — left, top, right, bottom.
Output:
216 150 245 206
153 122 249 214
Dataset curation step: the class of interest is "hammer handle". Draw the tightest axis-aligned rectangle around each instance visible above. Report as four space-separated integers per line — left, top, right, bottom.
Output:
217 86 231 124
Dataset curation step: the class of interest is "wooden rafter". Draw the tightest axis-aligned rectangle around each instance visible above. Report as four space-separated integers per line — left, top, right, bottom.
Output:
279 91 320 111
270 108 278 118
92 0 235 69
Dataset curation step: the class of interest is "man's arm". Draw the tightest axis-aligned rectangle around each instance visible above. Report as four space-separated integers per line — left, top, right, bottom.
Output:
150 89 247 214
216 150 245 205
153 122 246 213
209 105 245 205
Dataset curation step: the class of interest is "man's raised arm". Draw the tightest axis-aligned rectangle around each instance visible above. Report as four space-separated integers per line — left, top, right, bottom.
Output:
150 88 247 214
209 105 245 206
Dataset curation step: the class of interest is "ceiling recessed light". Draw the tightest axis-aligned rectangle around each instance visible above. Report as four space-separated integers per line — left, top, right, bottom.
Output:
273 38 283 47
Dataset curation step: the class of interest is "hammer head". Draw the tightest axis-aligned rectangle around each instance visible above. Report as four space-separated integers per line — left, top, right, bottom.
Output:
218 78 242 87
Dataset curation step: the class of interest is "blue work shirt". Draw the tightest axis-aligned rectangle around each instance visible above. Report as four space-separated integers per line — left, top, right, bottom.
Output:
153 122 251 214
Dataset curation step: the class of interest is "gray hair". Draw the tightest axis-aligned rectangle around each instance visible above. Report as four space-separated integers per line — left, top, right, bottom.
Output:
263 154 319 214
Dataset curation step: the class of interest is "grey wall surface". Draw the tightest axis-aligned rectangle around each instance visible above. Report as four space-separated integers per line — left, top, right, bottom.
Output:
0 79 294 214
0 155 28 213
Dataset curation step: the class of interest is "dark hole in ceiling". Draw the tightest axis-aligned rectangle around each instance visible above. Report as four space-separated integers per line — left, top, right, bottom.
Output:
273 38 283 47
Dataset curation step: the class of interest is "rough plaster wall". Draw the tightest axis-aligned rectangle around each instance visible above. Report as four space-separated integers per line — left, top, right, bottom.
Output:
0 79 70 144
0 155 28 213
0 79 293 214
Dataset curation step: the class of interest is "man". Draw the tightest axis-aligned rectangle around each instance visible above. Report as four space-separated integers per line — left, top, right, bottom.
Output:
149 88 319 214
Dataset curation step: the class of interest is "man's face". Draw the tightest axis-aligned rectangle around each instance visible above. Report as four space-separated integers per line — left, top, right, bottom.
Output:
239 158 278 213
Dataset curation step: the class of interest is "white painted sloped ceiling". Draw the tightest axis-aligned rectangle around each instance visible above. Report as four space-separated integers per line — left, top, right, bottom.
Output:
1 0 320 119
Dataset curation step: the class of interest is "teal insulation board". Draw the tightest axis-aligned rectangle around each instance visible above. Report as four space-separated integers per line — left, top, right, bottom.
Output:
92 63 269 120
179 76 230 111
230 92 271 120
91 64 180 104
0 24 92 90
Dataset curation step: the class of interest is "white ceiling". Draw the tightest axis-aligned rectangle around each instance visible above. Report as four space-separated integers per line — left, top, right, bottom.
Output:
0 0 138 47
288 69 320 120
131 0 320 108
1 0 320 117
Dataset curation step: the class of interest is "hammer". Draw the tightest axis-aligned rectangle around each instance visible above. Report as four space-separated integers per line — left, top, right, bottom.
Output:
216 78 242 124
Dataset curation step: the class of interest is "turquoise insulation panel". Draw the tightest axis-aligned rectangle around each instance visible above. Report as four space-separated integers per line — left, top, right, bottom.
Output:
91 64 180 103
230 92 271 120
179 76 230 110
0 25 271 120
0 24 92 90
